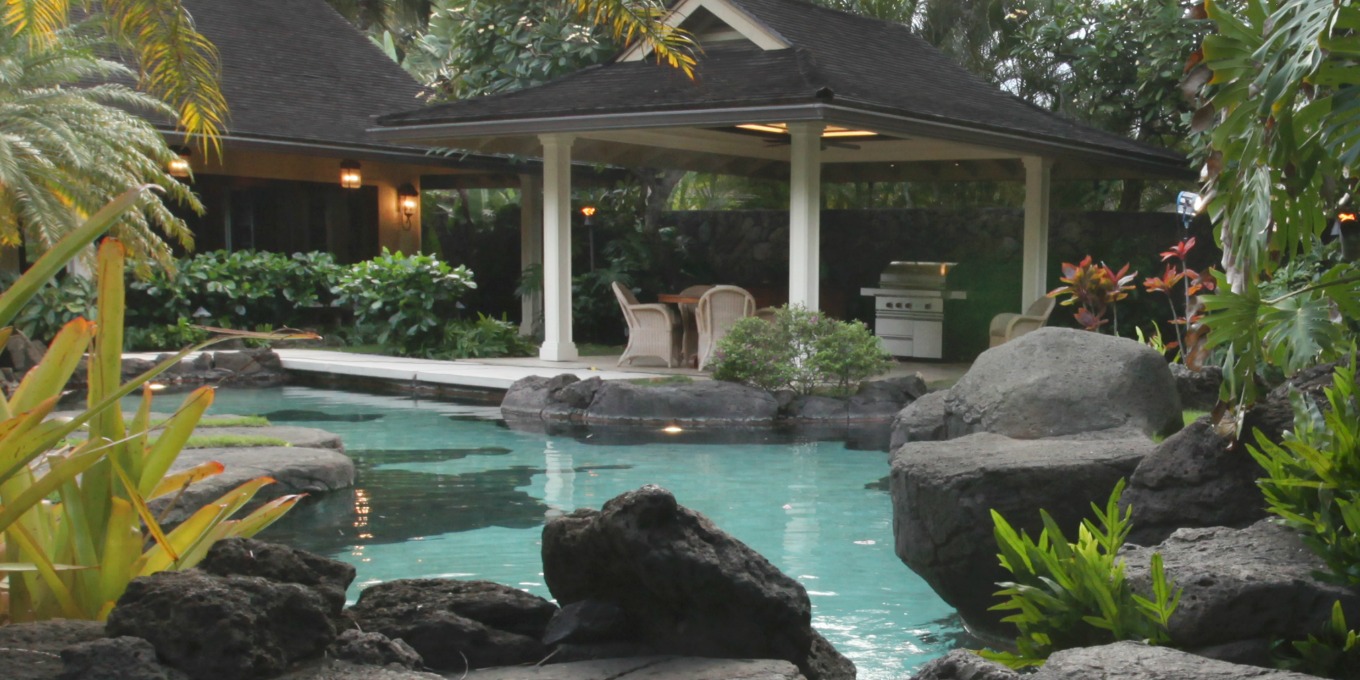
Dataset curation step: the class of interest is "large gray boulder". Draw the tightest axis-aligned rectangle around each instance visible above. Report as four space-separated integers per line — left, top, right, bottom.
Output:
908 650 1020 680
541 485 854 680
58 637 187 680
1033 642 1322 679
943 328 1182 440
153 445 354 526
106 570 336 680
1122 419 1265 545
891 432 1154 631
891 328 1182 445
501 374 582 418
1123 521 1360 664
347 579 558 672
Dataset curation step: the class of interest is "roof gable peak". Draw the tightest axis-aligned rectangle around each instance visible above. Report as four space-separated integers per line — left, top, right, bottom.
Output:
617 0 788 62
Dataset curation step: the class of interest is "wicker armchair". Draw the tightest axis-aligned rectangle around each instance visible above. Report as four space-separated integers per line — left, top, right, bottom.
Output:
676 284 714 365
989 296 1056 347
612 281 681 367
696 285 756 370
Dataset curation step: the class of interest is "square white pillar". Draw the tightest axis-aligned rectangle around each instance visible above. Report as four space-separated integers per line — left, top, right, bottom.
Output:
788 122 822 310
539 134 578 361
519 174 544 337
1021 156 1053 308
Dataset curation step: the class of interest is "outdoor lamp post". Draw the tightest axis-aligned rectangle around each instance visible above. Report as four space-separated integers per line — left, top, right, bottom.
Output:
1336 209 1360 260
398 183 419 229
340 160 362 189
581 205 597 271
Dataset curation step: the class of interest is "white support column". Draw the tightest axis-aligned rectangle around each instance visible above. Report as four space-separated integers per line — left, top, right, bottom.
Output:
788 122 822 310
539 134 578 361
1021 156 1053 309
519 174 544 337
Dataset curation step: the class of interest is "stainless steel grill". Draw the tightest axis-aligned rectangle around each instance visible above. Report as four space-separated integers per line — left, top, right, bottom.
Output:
860 261 965 359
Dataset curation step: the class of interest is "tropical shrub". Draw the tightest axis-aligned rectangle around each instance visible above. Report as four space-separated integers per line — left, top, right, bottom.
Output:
1193 1 1360 417
127 250 341 332
0 274 96 343
710 305 892 395
443 313 535 359
1251 359 1360 586
1142 237 1216 364
0 190 311 622
982 479 1181 668
1047 256 1137 333
333 248 476 356
1278 601 1360 680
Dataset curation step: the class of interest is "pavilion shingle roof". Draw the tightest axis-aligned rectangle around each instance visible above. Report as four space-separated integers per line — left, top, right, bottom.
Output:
182 0 424 151
375 0 1184 169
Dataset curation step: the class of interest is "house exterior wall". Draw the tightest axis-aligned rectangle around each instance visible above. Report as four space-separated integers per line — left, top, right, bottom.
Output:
191 146 423 255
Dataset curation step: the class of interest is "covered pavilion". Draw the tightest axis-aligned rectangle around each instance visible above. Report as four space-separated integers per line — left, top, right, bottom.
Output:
371 0 1191 361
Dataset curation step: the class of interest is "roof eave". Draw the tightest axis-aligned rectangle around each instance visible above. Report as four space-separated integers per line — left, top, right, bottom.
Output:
370 101 1191 180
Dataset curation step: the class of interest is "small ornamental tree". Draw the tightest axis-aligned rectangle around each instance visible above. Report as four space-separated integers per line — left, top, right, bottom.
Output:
710 305 891 395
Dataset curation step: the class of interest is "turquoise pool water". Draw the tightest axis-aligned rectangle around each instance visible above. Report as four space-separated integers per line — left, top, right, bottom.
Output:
191 385 963 677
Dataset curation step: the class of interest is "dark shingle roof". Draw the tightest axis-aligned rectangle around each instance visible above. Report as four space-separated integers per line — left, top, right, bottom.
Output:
375 0 1185 172
182 0 424 151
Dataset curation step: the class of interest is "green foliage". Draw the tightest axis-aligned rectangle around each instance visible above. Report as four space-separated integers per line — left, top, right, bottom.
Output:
127 250 341 333
1047 256 1137 333
0 274 96 343
333 248 476 356
402 0 617 100
123 318 210 353
710 306 892 396
442 313 535 359
1279 601 1360 680
1251 361 1360 586
982 479 1181 668
1195 0 1360 412
0 190 307 623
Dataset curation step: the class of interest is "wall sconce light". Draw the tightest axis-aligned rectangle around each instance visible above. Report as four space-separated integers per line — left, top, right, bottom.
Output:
167 145 192 179
340 160 362 189
398 183 418 229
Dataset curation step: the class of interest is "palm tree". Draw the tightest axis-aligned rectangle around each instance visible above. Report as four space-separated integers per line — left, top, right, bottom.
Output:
5 0 226 150
0 24 200 263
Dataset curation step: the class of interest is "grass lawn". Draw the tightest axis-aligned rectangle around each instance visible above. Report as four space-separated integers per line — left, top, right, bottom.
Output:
183 434 290 449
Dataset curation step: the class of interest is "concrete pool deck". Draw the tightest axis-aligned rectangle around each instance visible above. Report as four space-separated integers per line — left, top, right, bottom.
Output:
125 348 970 395
269 348 971 392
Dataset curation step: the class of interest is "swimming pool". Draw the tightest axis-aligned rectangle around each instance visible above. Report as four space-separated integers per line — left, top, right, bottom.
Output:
193 385 965 678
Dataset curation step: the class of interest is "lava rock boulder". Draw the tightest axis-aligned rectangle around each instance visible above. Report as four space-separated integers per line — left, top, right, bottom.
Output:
346 579 557 672
541 484 855 680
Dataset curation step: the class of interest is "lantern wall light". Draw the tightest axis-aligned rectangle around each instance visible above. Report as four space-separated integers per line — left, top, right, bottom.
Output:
340 160 362 189
167 146 192 179
398 183 418 229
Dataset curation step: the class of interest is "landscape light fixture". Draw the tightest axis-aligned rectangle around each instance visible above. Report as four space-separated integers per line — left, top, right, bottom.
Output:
582 205 598 270
398 183 419 229
340 160 362 189
167 146 192 179
1175 191 1202 228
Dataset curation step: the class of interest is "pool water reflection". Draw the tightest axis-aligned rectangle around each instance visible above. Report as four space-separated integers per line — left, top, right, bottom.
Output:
193 386 964 678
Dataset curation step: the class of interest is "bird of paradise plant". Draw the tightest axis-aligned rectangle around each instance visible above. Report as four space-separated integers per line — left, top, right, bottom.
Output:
1143 237 1216 364
1048 256 1137 334
0 187 318 622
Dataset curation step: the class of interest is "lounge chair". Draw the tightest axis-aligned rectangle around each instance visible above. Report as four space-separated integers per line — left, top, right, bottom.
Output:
696 285 756 370
612 281 681 367
989 296 1056 347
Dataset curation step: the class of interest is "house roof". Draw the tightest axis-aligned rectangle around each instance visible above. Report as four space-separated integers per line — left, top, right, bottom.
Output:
175 0 508 170
371 0 1190 181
